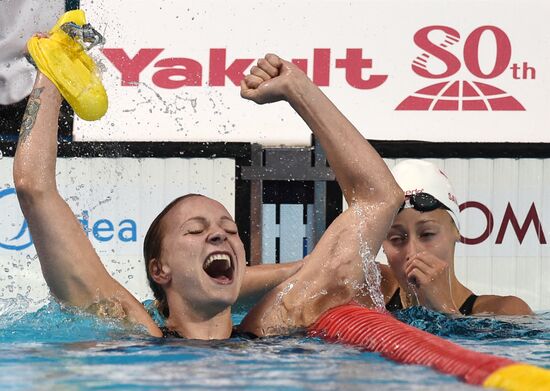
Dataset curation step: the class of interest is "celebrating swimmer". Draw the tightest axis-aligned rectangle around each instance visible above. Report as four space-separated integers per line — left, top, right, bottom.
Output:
14 26 403 338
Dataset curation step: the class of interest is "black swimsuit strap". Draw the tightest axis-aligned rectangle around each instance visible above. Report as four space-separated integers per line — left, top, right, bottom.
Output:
386 288 478 316
458 293 478 316
160 326 183 339
385 288 403 312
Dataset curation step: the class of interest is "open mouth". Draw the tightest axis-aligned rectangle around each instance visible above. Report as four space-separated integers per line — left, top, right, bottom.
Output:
203 252 235 284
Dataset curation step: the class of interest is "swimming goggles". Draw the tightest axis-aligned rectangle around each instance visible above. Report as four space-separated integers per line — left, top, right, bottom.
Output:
399 192 448 213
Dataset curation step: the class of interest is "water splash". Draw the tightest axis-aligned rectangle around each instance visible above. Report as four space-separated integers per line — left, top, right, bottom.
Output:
352 203 385 309
0 297 138 343
120 81 237 137
406 281 420 306
123 82 199 136
0 295 41 325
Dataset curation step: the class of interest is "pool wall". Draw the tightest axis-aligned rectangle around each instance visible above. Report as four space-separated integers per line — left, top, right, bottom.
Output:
0 155 548 311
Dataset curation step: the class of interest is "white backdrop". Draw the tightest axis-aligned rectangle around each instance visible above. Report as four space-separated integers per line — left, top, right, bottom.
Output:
74 0 550 144
0 157 235 309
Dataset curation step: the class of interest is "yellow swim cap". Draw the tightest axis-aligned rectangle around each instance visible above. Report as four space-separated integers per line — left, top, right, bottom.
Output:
27 10 108 121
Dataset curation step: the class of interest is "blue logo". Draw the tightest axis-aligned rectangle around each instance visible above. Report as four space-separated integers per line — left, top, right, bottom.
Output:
0 187 138 252
0 188 33 251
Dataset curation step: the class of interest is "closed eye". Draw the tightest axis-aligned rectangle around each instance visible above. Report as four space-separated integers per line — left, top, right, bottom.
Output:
184 222 206 235
220 217 238 234
420 231 436 239
186 228 204 235
222 223 238 235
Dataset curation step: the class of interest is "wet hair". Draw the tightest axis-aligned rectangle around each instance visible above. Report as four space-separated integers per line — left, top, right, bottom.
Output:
143 193 203 318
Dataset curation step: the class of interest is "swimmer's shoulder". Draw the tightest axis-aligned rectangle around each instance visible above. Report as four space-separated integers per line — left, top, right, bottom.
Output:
472 294 533 316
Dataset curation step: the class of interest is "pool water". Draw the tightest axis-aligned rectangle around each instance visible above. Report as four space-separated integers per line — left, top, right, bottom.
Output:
0 297 548 390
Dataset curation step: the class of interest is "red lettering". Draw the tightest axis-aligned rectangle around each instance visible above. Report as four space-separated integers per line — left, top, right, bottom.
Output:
102 48 163 86
291 59 308 74
335 49 387 89
496 203 546 244
413 26 461 79
152 58 202 88
313 49 331 86
209 49 254 86
291 49 331 86
102 47 388 90
459 201 494 245
464 26 511 79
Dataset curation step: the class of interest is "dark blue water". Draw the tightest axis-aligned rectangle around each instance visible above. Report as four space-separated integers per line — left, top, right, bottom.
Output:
0 297 548 390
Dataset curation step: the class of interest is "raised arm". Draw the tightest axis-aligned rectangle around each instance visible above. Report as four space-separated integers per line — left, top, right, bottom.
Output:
240 54 400 206
237 261 304 306
13 70 159 335
239 54 403 336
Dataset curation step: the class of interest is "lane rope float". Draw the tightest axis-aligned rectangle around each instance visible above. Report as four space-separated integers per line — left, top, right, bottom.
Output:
309 304 550 391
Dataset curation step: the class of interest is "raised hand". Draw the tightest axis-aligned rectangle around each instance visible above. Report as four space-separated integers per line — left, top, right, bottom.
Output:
405 251 460 314
240 53 306 105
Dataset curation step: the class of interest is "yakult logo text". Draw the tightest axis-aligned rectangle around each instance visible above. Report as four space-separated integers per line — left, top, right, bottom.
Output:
397 26 535 111
102 48 388 90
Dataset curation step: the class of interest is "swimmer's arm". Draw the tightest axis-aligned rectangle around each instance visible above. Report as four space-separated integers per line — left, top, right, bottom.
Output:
241 54 402 208
240 54 403 335
13 73 161 336
287 82 402 207
240 203 395 335
474 295 533 316
237 260 304 306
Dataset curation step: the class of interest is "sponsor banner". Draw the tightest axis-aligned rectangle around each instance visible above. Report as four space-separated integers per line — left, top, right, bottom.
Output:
0 157 235 304
75 0 550 144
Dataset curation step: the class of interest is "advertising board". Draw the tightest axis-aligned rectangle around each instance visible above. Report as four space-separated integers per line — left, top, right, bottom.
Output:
75 0 550 144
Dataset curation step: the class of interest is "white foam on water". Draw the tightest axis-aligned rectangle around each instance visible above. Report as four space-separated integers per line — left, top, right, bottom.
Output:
0 294 50 326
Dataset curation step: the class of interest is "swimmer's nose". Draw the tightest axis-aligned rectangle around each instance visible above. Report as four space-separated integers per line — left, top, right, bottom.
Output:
207 230 227 244
405 237 422 261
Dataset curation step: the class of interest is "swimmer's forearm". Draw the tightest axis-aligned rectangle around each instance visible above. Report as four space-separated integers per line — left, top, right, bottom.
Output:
14 72 62 194
12 73 100 303
238 260 304 303
285 78 402 206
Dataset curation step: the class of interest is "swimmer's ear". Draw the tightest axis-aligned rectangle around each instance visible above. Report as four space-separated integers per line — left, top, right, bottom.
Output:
149 258 171 284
